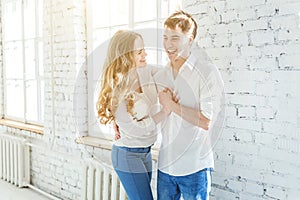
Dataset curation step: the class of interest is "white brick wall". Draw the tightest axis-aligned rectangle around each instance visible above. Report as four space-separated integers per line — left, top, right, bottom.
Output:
0 0 299 199
185 0 300 199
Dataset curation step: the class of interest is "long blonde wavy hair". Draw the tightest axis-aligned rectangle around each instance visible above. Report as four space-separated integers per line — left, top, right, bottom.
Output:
96 30 142 125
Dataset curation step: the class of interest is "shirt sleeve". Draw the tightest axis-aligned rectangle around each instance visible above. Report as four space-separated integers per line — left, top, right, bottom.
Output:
115 100 157 139
199 63 224 121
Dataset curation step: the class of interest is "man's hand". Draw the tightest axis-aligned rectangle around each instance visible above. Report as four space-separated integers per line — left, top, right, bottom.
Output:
158 88 179 108
113 122 121 140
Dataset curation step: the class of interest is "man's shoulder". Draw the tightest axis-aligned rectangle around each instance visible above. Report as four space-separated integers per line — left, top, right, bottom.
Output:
191 48 217 71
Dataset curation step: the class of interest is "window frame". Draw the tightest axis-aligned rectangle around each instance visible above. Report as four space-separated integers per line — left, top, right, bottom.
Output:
1 0 44 129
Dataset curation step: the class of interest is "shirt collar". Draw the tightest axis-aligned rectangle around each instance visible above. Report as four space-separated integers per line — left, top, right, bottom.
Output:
180 51 197 72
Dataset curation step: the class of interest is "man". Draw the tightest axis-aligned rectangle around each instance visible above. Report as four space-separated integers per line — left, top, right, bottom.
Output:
154 10 224 200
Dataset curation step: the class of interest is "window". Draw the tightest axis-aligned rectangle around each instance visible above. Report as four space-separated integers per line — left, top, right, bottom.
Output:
85 0 182 139
2 0 44 125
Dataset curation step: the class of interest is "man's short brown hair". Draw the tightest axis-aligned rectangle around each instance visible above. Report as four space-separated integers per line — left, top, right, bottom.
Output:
164 10 198 39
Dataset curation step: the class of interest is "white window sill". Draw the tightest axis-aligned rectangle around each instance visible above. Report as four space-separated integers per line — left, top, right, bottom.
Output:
0 119 43 135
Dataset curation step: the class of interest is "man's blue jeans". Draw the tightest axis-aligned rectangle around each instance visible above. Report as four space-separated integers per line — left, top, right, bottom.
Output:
157 168 212 200
111 145 153 200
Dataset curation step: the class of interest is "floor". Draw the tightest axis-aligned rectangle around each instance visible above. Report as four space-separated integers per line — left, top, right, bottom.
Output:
0 180 51 200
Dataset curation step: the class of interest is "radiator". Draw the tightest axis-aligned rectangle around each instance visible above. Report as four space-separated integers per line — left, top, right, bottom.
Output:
82 161 127 200
0 133 30 188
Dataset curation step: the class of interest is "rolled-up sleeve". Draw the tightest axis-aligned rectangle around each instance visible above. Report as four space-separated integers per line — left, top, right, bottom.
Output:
199 63 225 120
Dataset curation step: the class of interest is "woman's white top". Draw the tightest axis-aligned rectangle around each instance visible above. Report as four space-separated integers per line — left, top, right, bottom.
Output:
114 66 159 148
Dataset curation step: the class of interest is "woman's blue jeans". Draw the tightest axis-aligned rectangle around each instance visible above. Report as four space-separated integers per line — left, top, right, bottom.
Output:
111 145 153 200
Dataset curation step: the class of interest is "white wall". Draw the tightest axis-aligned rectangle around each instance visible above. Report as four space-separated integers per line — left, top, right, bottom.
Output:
184 0 300 199
0 0 299 199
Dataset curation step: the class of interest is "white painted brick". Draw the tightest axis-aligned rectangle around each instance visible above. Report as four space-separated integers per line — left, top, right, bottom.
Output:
225 80 256 94
225 106 237 117
255 4 277 18
278 29 300 42
263 120 299 138
256 107 275 119
275 137 300 153
197 37 212 48
211 187 239 200
287 189 300 200
256 82 275 96
229 94 266 107
226 22 243 33
245 181 264 195
227 179 244 192
250 31 275 46
278 1 300 15
226 0 265 10
221 11 238 23
186 2 209 14
262 173 298 189
279 55 300 69
197 15 215 27
225 166 263 182
238 107 256 118
237 9 256 21
231 32 249 46
230 58 248 69
270 15 299 30
213 34 231 47
206 47 239 60
255 132 276 146
240 46 262 58
242 19 269 31
239 193 265 200
259 146 300 166
275 103 298 124
227 118 261 132
272 161 300 176
249 57 277 70
211 1 226 13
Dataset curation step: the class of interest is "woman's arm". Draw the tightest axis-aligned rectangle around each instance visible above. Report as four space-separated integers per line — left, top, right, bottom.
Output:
115 100 169 138
158 89 210 130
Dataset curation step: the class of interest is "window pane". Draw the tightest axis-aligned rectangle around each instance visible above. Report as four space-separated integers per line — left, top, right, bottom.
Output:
25 80 38 121
134 0 156 23
134 21 157 29
110 25 129 36
40 80 44 122
24 0 36 39
4 41 23 79
6 80 24 119
92 0 109 28
93 28 110 51
161 0 182 19
38 41 44 76
110 0 129 26
37 0 43 37
25 39 36 79
3 0 22 41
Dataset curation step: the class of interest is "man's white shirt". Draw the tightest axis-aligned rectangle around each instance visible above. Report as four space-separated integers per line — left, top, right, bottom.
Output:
154 48 224 176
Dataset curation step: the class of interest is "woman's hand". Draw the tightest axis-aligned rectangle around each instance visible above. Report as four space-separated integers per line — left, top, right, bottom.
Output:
113 122 121 140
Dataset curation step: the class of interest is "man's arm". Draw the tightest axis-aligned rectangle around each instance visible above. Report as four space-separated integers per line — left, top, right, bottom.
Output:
158 90 210 130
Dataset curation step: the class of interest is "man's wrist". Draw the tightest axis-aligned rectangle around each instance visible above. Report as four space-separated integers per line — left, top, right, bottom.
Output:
168 99 179 113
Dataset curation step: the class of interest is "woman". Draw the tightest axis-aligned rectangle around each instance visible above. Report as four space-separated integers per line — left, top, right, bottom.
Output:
96 30 169 200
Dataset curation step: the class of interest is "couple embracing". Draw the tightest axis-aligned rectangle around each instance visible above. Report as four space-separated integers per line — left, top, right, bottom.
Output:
97 10 224 200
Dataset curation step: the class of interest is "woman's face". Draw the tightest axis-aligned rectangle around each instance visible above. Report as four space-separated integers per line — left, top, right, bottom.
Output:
134 37 147 67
